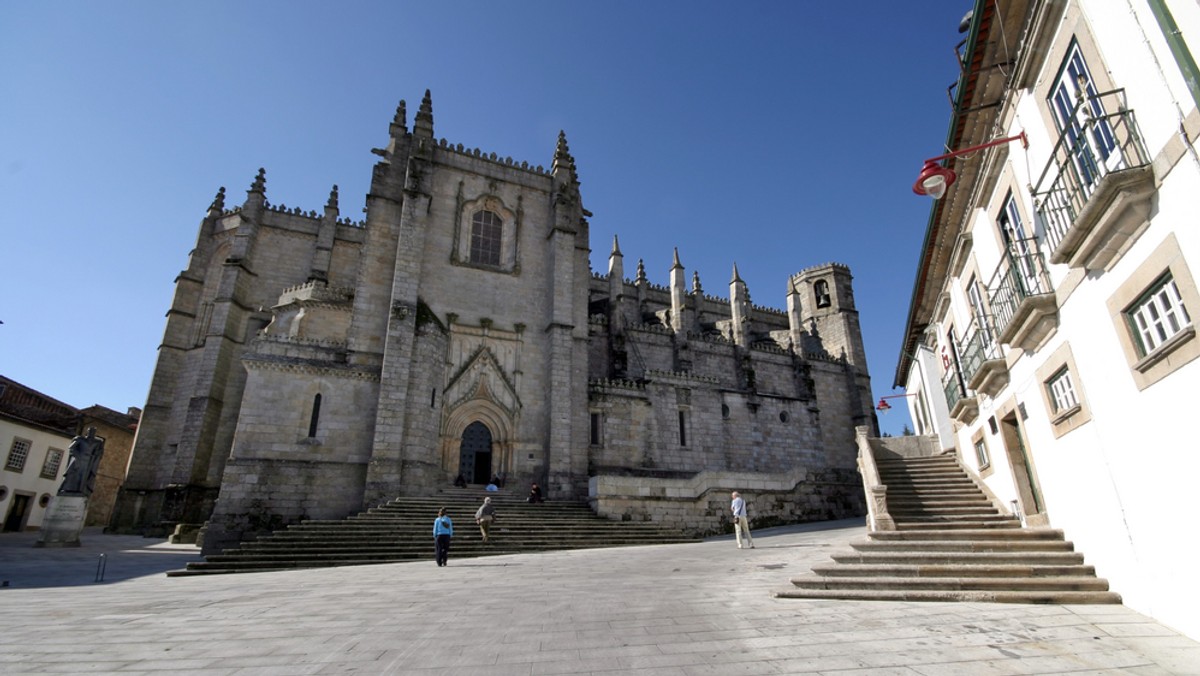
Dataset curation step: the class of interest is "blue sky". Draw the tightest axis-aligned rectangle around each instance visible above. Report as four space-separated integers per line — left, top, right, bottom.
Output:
1 1 969 435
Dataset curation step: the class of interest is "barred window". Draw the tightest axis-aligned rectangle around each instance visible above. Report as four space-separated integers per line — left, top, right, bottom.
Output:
469 210 502 266
40 448 64 479
1046 368 1079 413
1127 274 1192 355
5 438 32 472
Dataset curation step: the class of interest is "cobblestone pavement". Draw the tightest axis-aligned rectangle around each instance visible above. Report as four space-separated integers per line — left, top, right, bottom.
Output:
2 520 1198 675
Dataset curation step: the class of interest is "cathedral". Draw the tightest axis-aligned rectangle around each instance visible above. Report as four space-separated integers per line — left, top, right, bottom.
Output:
110 92 875 553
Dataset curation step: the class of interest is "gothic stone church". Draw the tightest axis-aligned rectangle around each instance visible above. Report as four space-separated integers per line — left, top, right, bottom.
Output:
110 92 875 553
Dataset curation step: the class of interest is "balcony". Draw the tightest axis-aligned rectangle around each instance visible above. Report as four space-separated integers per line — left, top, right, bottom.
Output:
942 368 978 424
958 319 1008 398
1033 88 1154 272
989 237 1058 353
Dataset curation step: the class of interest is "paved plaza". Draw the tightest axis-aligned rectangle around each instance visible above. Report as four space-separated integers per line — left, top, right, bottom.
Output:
2 520 1198 675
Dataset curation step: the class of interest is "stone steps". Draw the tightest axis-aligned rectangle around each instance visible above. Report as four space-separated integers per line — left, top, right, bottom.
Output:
831 550 1085 565
788 574 1110 592
775 588 1122 604
811 563 1097 578
777 454 1120 605
170 488 698 576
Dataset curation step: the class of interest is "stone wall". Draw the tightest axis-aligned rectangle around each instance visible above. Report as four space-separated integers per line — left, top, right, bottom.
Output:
82 416 137 527
870 433 941 460
589 467 865 536
200 456 367 555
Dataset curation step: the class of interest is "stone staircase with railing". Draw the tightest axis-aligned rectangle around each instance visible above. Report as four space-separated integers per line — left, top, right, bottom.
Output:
777 452 1121 604
169 487 698 576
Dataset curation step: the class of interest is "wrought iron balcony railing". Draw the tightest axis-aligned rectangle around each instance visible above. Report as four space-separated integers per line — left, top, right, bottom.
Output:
988 237 1054 339
942 366 965 413
1032 88 1151 255
956 318 1003 386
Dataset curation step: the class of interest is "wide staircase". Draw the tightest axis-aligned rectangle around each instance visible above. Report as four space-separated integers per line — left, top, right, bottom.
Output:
169 487 697 576
777 454 1121 604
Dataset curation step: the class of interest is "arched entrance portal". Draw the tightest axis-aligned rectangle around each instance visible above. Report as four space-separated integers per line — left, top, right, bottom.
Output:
459 421 493 484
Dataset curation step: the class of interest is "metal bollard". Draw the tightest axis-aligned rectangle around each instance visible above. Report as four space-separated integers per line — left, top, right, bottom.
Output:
94 553 107 583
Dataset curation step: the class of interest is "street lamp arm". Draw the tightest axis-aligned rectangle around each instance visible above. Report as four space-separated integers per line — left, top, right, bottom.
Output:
912 131 1028 199
923 131 1028 164
876 392 918 411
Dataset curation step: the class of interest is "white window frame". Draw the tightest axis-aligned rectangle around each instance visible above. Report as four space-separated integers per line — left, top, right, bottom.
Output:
5 438 32 472
1046 367 1079 413
40 448 64 480
974 438 990 470
1127 274 1192 356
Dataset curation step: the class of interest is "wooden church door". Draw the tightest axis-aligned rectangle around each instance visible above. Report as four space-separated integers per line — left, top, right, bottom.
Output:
459 421 493 484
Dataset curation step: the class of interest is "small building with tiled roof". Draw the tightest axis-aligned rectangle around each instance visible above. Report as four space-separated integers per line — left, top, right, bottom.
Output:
0 376 139 531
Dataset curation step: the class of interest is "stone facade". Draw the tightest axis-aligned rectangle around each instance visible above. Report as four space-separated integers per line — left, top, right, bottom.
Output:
110 92 874 553
78 405 140 527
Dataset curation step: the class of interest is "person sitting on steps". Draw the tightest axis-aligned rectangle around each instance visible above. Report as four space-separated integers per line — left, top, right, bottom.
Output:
527 482 544 504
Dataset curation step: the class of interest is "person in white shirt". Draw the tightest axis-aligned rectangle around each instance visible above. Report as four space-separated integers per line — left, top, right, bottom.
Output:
731 491 754 549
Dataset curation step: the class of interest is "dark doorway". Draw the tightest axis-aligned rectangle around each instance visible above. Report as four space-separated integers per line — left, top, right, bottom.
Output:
3 493 31 532
459 421 493 484
1000 412 1045 524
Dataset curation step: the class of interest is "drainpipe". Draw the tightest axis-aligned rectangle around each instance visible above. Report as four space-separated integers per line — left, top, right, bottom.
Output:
1130 0 1200 172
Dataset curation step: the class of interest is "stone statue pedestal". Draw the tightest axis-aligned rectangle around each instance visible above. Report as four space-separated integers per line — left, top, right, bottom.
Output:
35 495 89 548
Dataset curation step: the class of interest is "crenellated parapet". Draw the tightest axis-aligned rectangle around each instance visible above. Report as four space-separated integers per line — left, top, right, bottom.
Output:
252 332 349 350
262 202 363 228
751 304 787 317
432 138 551 176
588 378 647 393
803 351 849 365
241 353 378 382
750 341 789 355
688 331 733 345
644 369 720 384
792 261 851 278
277 282 354 306
627 322 673 335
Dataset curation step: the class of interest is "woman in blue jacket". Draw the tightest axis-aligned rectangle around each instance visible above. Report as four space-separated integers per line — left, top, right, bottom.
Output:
433 507 453 567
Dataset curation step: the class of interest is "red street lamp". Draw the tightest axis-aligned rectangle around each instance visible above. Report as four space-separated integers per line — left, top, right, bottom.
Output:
912 131 1028 199
876 393 917 412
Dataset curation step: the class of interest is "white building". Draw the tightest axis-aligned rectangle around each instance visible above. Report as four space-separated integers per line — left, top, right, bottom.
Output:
896 0 1200 640
0 377 74 531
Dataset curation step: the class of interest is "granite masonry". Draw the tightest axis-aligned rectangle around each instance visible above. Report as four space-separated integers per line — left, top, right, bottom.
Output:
109 92 875 554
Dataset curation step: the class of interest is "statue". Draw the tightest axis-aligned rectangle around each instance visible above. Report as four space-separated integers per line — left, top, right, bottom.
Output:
58 427 105 497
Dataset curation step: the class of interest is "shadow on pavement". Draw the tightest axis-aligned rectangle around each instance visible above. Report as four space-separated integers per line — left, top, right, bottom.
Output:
0 527 203 589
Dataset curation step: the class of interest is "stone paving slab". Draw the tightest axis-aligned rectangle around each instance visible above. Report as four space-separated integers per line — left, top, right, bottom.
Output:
2 519 1198 674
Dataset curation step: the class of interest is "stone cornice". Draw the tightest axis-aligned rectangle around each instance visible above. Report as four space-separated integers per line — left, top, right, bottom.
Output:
241 356 380 382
